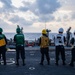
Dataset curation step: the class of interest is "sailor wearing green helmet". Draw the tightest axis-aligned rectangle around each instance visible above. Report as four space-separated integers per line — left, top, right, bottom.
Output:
14 26 25 66
0 28 7 65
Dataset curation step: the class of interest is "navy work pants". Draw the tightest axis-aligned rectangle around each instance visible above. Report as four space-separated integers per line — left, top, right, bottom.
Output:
16 45 25 60
55 45 65 63
40 47 50 64
70 47 75 63
0 46 6 65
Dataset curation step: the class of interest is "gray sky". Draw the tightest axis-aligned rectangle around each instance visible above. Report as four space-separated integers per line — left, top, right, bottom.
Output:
0 0 75 33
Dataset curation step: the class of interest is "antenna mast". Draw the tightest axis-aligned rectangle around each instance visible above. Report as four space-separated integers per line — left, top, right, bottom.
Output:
45 21 46 29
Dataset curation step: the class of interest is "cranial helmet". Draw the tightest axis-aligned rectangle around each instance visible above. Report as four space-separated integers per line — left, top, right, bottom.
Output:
58 28 64 33
16 28 20 33
0 28 3 33
42 29 47 34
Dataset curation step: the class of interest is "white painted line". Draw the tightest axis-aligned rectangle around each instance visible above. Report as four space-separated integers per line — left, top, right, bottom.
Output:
29 67 35 70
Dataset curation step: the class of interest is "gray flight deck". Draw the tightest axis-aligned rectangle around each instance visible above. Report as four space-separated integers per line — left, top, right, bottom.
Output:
0 46 75 75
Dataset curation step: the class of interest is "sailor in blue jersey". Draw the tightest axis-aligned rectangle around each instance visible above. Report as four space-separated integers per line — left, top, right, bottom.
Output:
55 28 66 66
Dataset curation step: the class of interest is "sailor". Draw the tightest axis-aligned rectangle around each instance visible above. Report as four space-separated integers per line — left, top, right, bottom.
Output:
39 29 50 65
55 28 66 66
0 28 7 65
14 27 25 66
69 31 75 67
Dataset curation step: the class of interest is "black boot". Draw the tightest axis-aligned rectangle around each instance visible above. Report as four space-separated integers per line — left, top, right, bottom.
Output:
39 62 43 65
40 59 44 65
22 59 25 66
62 61 66 65
55 61 58 66
16 59 19 66
4 60 6 65
4 62 6 65
47 60 50 65
69 61 74 67
69 63 74 67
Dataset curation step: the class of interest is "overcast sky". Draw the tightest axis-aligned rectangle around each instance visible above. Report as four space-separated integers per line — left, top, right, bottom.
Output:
0 0 75 33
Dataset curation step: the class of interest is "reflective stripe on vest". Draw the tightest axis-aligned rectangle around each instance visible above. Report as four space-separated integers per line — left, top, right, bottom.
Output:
40 36 49 48
0 38 6 47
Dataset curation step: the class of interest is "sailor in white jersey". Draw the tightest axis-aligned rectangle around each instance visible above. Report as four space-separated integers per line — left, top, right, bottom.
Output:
55 28 66 66
69 31 75 67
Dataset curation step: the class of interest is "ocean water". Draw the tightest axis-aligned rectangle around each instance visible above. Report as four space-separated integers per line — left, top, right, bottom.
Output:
4 33 57 40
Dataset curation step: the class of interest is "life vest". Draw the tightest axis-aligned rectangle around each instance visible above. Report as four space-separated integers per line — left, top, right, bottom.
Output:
0 34 6 47
15 34 24 45
55 34 64 46
40 36 49 48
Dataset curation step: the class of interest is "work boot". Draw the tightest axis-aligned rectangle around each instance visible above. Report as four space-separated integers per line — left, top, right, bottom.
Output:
4 62 6 65
55 61 58 66
62 61 66 65
69 63 74 67
40 59 44 65
55 62 58 66
39 62 43 65
16 59 19 66
4 60 6 65
23 63 26 66
48 62 50 65
16 63 19 66
22 59 26 66
47 61 50 65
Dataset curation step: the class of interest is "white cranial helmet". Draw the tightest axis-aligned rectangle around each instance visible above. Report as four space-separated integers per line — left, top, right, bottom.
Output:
59 28 64 33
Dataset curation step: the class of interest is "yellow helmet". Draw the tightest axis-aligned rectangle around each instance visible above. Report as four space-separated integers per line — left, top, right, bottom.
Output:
42 29 47 34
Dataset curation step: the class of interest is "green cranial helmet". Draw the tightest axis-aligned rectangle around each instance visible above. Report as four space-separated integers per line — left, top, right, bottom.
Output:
16 28 21 33
0 28 3 33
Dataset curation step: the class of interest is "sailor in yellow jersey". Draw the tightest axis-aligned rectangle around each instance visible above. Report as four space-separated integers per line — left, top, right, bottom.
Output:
39 29 50 65
0 28 7 65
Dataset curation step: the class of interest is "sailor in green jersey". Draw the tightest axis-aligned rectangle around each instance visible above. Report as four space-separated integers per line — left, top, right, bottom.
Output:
14 27 25 66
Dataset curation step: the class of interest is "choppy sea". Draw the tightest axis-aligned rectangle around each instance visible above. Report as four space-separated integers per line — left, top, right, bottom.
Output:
4 33 66 40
